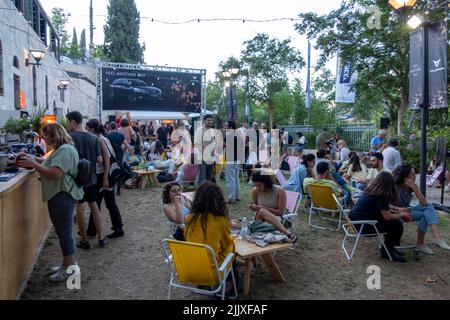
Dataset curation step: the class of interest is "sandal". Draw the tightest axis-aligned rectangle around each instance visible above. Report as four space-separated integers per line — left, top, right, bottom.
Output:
288 234 298 244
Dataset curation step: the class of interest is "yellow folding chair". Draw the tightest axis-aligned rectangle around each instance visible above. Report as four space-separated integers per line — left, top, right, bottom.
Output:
162 239 238 300
308 184 345 231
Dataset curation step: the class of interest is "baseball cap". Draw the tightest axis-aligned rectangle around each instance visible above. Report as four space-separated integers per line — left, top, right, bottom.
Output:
378 129 386 135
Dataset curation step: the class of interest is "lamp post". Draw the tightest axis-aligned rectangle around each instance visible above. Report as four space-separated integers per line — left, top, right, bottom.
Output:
389 0 447 196
25 50 46 67
222 68 240 122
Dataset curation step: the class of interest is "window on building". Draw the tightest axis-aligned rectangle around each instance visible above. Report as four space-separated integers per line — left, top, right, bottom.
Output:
14 74 21 110
53 100 56 114
0 39 3 96
59 87 65 103
45 75 49 108
13 56 19 69
32 66 37 105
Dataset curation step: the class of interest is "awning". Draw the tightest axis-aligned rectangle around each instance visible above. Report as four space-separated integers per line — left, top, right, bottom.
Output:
128 111 190 120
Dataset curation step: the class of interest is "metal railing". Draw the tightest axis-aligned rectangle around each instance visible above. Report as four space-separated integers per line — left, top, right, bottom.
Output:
285 123 378 152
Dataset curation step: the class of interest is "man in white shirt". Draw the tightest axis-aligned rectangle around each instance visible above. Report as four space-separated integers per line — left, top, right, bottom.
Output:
382 138 402 171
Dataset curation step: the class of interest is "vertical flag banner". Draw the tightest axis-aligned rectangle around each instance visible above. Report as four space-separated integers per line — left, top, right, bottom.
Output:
306 41 311 110
409 21 447 110
335 59 357 103
428 21 447 109
409 28 424 109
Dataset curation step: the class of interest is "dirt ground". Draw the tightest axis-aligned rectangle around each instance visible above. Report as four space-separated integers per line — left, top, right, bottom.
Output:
22 181 450 300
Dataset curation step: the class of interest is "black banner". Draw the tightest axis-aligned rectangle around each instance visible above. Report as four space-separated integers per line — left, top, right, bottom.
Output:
101 67 202 113
409 21 448 110
409 28 424 109
428 21 447 109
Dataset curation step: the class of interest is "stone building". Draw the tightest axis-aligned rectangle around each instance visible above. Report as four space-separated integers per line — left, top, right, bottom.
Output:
0 0 97 130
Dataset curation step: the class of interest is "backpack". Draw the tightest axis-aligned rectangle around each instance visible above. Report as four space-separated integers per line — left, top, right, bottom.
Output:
288 133 294 145
74 158 92 188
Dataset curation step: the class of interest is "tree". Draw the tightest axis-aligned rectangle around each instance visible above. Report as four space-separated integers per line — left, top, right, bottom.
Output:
51 8 70 56
68 28 81 59
79 29 87 59
240 33 304 129
295 0 446 135
103 0 145 63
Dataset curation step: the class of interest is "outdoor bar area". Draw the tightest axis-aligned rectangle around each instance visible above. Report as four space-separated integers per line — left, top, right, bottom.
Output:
0 169 50 299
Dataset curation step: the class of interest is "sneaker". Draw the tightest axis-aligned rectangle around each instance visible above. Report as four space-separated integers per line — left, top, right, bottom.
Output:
417 244 434 255
46 264 63 276
48 264 79 283
77 240 91 250
107 230 124 239
431 238 450 250
98 237 109 248
227 199 236 204
444 186 450 193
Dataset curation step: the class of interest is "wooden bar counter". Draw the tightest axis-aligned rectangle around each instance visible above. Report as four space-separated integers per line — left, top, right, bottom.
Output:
0 169 50 300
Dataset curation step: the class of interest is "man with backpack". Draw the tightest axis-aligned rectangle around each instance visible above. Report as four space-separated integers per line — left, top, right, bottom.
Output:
107 122 129 195
66 111 108 249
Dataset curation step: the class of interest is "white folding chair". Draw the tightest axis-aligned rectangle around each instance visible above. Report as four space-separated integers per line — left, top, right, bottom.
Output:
342 213 393 262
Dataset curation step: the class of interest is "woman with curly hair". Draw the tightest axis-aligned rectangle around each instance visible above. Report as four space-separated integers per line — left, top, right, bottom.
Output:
184 182 235 266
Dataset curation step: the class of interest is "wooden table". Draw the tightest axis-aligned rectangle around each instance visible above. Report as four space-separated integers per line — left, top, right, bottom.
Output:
132 169 162 189
235 240 292 296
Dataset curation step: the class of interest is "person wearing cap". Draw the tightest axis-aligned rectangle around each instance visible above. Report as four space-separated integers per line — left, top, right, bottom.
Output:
370 129 387 153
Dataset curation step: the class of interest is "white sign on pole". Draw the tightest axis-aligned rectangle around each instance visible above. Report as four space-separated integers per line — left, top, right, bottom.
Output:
335 59 357 103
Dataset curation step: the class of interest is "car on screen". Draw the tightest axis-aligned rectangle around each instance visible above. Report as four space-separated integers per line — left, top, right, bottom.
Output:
108 78 163 103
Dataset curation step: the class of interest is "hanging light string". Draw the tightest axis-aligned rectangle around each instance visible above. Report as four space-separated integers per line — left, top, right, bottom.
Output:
67 14 302 24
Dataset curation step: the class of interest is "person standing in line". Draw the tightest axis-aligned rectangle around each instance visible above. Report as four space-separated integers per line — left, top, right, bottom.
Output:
66 111 108 249
17 123 84 282
86 119 124 239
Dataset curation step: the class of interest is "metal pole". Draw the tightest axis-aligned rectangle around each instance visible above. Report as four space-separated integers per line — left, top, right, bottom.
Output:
420 22 429 196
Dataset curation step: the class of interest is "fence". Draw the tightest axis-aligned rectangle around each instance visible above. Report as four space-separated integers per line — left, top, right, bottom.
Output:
285 123 378 152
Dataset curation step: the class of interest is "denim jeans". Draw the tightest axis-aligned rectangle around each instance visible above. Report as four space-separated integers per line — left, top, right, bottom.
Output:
47 192 77 256
411 204 439 233
226 164 240 201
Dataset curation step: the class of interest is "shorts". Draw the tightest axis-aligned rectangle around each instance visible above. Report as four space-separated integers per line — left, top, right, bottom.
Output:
78 184 98 204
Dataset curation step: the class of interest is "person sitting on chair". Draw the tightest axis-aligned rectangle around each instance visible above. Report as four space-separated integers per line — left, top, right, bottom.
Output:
283 154 315 194
303 162 345 198
344 154 368 184
349 172 410 262
162 182 191 241
250 173 298 243
392 165 450 254
184 182 235 267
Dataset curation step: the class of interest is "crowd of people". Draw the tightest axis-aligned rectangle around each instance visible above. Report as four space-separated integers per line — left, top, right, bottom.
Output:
16 113 450 289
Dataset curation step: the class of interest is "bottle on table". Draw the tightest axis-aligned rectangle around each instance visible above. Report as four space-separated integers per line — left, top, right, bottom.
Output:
239 217 249 240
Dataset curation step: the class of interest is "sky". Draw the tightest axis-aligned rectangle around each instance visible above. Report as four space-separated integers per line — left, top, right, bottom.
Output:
40 0 343 82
